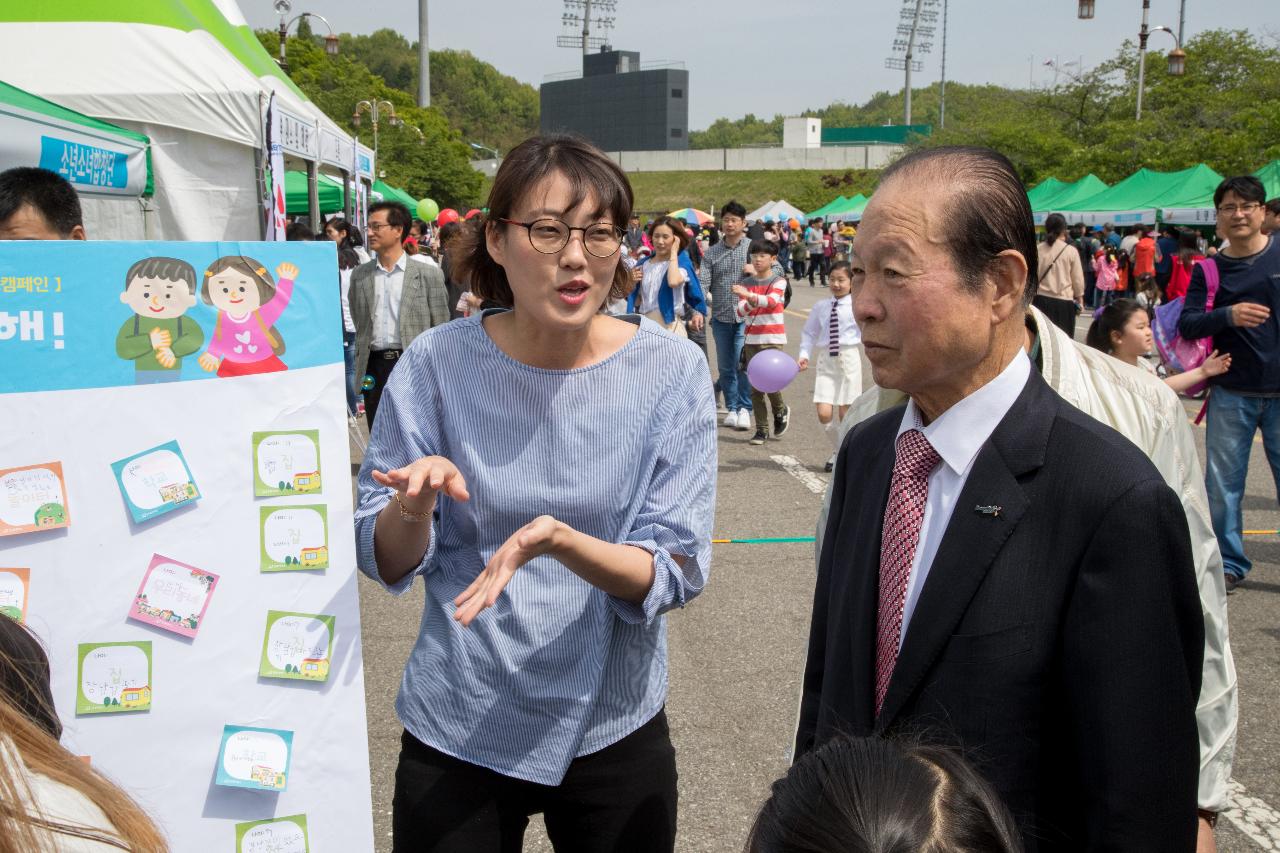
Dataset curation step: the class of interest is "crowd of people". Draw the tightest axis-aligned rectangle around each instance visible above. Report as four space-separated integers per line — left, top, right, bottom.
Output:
0 135 1277 852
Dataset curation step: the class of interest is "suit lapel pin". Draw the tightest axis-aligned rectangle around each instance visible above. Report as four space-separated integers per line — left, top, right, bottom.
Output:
975 504 1002 518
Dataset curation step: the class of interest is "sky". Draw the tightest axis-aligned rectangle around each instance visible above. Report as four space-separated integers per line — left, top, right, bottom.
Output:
242 1 1272 131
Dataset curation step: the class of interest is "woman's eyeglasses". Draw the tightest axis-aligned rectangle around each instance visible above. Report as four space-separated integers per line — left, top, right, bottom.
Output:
498 218 623 258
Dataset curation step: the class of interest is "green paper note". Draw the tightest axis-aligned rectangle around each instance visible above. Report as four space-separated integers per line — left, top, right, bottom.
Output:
76 641 151 714
260 611 335 682
259 504 328 572
252 430 321 497
235 813 309 852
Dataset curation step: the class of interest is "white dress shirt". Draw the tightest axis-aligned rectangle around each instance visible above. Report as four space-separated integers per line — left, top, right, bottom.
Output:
798 294 861 361
371 252 407 350
894 350 1031 646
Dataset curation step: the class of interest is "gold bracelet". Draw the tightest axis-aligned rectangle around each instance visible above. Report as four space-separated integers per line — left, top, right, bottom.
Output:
393 491 430 523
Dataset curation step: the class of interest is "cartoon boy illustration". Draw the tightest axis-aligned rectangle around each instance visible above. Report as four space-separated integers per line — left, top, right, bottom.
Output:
116 256 205 384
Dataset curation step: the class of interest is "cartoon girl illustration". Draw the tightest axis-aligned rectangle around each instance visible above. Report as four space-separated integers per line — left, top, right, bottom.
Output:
197 257 298 377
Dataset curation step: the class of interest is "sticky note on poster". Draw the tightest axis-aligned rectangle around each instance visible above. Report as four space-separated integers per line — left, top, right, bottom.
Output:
110 440 200 523
0 568 31 621
236 814 309 853
259 505 328 572
252 430 321 497
216 725 293 792
260 611 335 682
0 462 69 536
76 641 151 714
128 554 218 638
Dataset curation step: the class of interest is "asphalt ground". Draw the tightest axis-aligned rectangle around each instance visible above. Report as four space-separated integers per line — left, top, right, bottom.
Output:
354 286 1278 852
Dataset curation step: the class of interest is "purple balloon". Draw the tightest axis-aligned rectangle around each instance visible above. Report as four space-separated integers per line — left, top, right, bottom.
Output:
747 349 800 394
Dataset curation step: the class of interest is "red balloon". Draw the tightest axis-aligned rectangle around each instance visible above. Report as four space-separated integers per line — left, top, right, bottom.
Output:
437 208 460 226
464 208 481 220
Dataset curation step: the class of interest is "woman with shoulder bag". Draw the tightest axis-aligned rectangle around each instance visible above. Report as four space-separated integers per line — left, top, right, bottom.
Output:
1032 213 1086 336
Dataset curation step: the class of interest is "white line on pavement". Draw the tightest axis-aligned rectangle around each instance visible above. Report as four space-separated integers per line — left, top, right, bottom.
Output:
770 454 827 495
1224 780 1280 850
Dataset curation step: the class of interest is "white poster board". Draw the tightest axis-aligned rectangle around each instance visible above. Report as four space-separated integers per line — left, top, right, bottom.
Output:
0 240 373 851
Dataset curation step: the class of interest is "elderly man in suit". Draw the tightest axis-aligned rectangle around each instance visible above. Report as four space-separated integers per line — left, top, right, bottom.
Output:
351 200 449 426
796 146 1204 851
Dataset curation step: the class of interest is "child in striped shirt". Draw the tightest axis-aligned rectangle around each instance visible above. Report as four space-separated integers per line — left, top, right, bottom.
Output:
733 238 790 445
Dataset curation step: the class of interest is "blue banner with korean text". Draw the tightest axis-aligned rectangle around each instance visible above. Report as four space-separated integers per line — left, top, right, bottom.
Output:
0 241 341 394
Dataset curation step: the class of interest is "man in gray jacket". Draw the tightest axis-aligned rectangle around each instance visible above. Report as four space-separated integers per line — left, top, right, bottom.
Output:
350 201 449 426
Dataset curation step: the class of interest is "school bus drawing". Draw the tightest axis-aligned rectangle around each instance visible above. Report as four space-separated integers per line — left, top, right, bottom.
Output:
120 685 151 710
292 471 321 493
301 657 330 680
299 545 328 567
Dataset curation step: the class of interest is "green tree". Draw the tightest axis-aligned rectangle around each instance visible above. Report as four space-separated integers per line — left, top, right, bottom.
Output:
256 30 484 207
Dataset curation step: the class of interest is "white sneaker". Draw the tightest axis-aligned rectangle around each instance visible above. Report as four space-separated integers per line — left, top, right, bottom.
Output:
722 410 739 428
734 409 752 431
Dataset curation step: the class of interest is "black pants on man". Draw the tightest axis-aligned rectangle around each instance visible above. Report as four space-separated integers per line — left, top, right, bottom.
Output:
391 711 678 852
807 252 827 286
364 348 402 428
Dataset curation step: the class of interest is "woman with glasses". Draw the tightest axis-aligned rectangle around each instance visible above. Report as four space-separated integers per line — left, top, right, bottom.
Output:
354 134 716 852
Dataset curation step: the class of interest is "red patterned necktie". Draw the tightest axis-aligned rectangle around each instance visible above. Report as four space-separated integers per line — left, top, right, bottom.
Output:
875 428 940 718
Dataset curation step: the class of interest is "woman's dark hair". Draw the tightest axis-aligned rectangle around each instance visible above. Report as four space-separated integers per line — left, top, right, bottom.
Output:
0 617 61 740
746 736 1023 853
454 134 633 308
649 215 691 252
1086 297 1145 355
438 220 462 247
879 146 1038 304
1042 213 1068 248
368 200 412 242
285 221 314 241
1266 198 1280 217
748 238 779 257
325 219 361 269
1214 175 1266 208
201 256 276 305
1177 228 1200 271
411 218 428 236
722 200 748 220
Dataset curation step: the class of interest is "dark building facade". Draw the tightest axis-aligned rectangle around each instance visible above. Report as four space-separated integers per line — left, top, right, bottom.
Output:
540 49 689 151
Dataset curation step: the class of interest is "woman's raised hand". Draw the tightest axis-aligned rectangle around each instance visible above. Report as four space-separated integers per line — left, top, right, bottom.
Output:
453 514 561 627
372 456 470 515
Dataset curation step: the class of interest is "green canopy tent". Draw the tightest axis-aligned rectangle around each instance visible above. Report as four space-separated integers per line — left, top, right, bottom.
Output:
1031 174 1109 225
0 78 153 238
1161 160 1280 225
371 180 419 211
806 196 849 220
827 194 869 223
1055 164 1222 227
285 170 344 216
1026 178 1069 210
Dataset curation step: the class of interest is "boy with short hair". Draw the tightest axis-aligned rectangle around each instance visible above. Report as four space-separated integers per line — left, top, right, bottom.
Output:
733 239 790 445
115 256 204 383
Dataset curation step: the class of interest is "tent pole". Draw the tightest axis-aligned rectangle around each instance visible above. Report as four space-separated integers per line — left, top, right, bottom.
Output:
344 169 354 222
307 159 321 229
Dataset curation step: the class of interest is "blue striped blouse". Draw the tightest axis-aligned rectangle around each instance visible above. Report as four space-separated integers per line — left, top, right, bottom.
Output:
355 310 717 785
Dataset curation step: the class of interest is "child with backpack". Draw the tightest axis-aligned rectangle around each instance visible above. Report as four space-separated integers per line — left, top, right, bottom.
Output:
733 239 790 445
1088 298 1231 395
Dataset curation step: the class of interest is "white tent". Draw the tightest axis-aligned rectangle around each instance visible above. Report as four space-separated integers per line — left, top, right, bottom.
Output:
0 0 360 240
745 200 776 221
745 199 807 223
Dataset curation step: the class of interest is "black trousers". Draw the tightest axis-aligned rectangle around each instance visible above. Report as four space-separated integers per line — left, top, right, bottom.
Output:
392 711 678 853
1032 294 1079 339
807 252 827 285
364 349 402 428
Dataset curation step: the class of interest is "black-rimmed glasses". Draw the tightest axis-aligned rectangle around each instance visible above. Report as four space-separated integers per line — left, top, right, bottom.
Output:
498 218 623 258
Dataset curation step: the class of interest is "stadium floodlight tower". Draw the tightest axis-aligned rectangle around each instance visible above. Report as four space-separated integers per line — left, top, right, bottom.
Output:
558 0 617 56
884 0 939 126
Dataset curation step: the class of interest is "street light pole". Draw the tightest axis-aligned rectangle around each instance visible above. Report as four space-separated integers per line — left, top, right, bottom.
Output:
274 1 339 73
417 0 430 107
1136 0 1152 120
353 100 400 179
903 0 925 125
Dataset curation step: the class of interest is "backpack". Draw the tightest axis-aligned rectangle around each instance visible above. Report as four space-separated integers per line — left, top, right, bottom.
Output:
784 277 793 308
1152 257 1219 395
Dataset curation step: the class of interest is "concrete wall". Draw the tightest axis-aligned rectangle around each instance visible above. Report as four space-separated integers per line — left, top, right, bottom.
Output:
606 144 902 173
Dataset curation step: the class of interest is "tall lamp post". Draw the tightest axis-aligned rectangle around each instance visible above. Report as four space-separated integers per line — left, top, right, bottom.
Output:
352 100 401 178
1077 0 1186 120
273 0 339 73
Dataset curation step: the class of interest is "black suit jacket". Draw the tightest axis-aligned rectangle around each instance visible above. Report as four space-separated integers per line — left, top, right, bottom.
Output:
797 370 1203 852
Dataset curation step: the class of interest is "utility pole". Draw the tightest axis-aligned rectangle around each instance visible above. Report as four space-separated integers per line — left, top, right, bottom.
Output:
939 0 949 128
1136 0 1151 119
417 0 429 107
1177 0 1187 45
581 0 592 56
903 0 925 125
